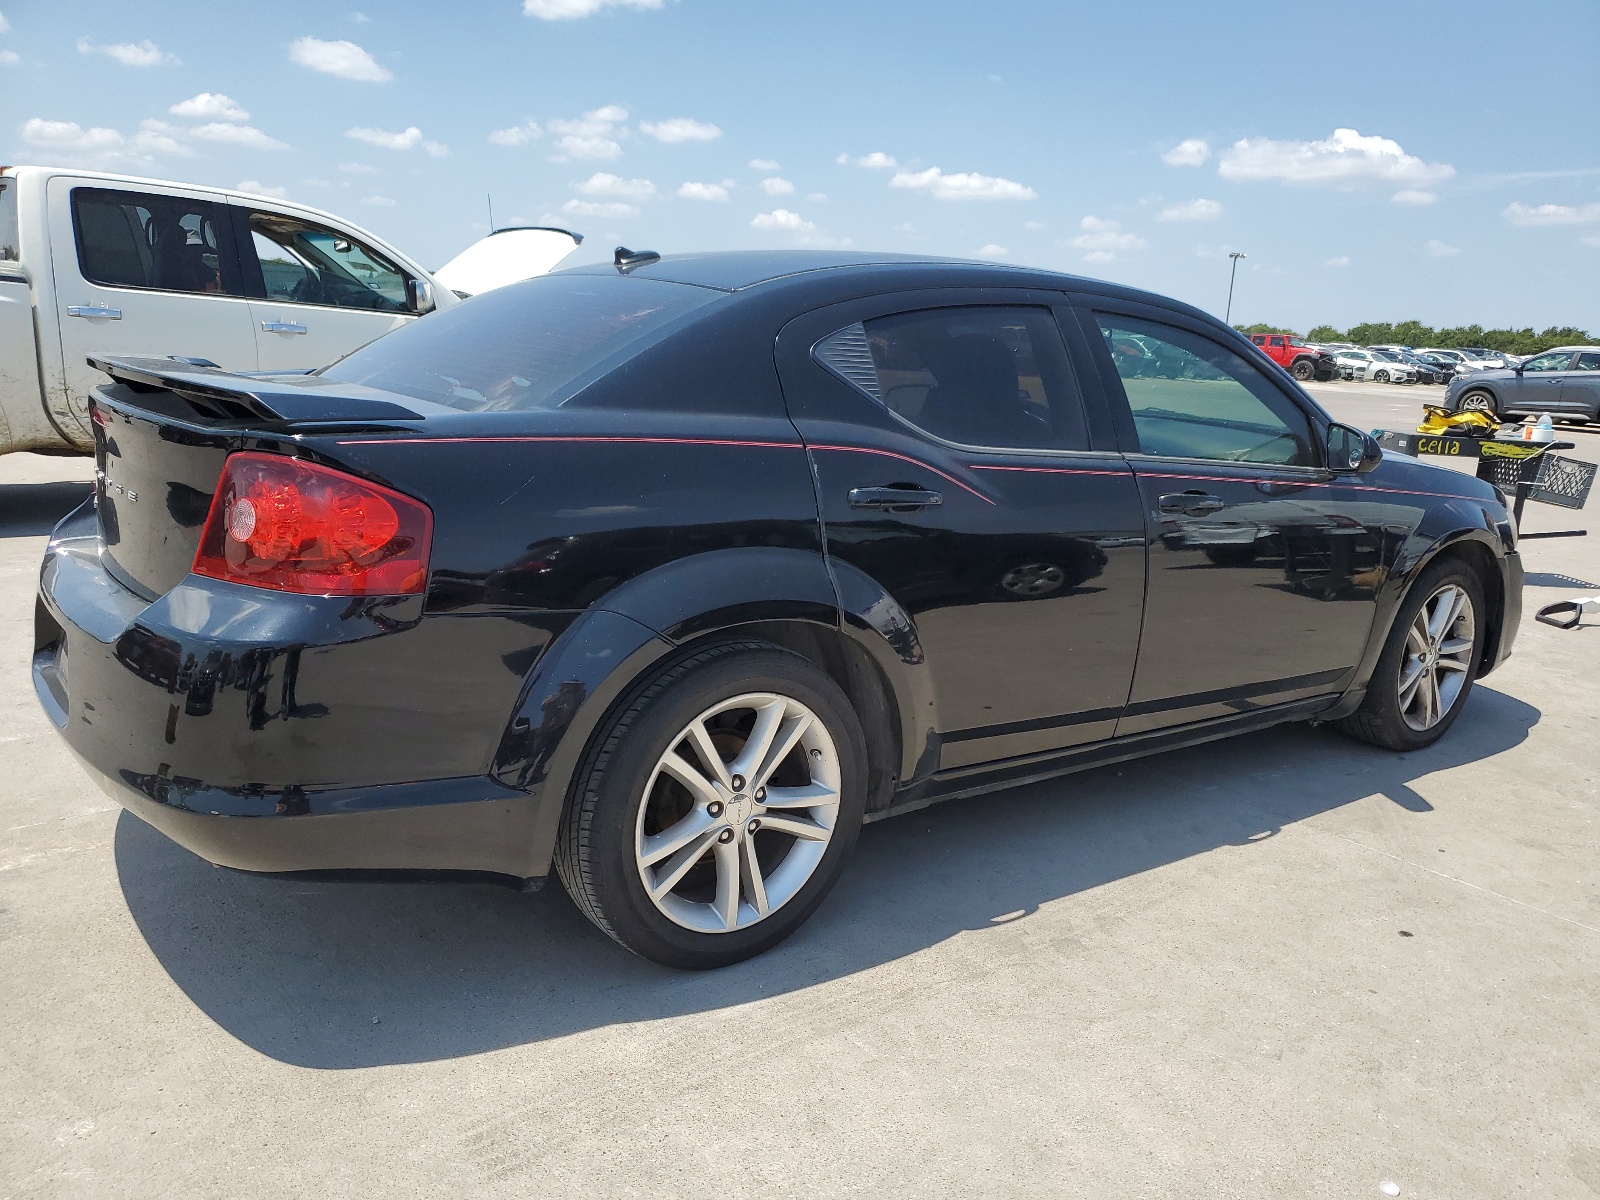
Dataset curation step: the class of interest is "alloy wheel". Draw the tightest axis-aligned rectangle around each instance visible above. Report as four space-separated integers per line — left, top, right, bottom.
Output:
1397 584 1475 732
1458 392 1493 413
634 692 840 934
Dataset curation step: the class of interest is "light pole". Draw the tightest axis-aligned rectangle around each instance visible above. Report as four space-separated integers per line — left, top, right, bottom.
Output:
1225 251 1247 325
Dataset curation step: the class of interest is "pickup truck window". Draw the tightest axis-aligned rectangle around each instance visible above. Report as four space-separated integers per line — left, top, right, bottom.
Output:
71 187 239 295
0 181 16 261
245 212 411 312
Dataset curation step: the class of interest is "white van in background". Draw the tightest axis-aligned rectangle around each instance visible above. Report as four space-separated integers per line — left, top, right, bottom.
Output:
0 166 580 456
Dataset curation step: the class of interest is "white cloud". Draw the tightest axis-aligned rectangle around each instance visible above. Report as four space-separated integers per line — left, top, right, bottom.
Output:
549 106 627 160
749 158 780 171
1324 256 1351 267
345 125 422 150
640 117 722 143
852 152 898 170
1071 217 1145 259
489 120 541 146
523 0 662 18
1392 189 1437 206
191 122 288 150
20 116 194 166
362 194 397 207
975 244 1008 259
0 50 18 67
23 118 125 153
1161 138 1210 167
338 161 378 174
1023 220 1047 232
76 38 177 67
423 140 448 157
237 179 287 198
573 172 654 198
1157 197 1223 222
678 181 730 202
889 167 1036 201
0 12 9 33
1502 201 1600 226
134 118 192 156
1425 240 1462 258
1218 128 1453 188
170 92 249 121
288 36 391 82
751 209 816 233
563 198 638 218
760 176 795 196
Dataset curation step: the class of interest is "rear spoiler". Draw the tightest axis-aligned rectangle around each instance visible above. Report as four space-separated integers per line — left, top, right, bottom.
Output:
88 356 425 424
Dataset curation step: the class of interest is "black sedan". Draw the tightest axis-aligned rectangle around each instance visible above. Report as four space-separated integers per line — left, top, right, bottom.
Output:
36 250 1523 969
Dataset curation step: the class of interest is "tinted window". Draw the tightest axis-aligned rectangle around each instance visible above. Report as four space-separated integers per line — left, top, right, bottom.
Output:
320 273 722 411
1574 352 1600 371
72 187 233 294
814 306 1088 450
248 212 409 311
1522 351 1575 372
0 181 17 261
1095 314 1316 466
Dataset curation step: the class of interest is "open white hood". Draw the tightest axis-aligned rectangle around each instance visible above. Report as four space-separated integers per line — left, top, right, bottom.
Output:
432 226 583 297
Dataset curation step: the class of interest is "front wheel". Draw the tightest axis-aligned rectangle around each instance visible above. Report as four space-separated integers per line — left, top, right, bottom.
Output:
1374 369 1390 383
1456 390 1496 414
1334 559 1485 751
1291 359 1315 381
555 641 867 969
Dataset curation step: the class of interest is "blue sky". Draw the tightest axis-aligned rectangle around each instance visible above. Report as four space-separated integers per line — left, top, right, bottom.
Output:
3 0 1597 333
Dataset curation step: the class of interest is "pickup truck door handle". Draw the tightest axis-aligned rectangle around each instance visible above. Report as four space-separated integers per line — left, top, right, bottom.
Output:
1158 492 1226 516
261 320 308 334
848 486 944 510
66 305 122 320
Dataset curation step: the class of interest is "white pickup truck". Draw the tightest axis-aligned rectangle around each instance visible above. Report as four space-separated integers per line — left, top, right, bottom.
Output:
0 165 580 456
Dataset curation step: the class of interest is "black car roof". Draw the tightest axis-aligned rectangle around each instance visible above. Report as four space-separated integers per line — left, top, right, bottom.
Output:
556 249 1234 337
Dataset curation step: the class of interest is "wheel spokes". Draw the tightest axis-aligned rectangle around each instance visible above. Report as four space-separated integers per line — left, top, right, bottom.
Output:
712 838 741 930
739 837 770 920
649 828 720 899
659 750 723 808
756 813 831 842
760 781 840 810
683 719 733 790
729 698 787 785
640 809 717 868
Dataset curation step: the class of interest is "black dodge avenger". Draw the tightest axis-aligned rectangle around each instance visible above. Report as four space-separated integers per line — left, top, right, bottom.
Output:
36 251 1522 968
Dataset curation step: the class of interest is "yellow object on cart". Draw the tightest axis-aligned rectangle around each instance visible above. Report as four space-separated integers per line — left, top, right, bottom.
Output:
1417 404 1496 436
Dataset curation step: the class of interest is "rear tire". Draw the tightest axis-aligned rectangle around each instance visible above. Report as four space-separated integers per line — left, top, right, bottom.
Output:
1334 558 1486 751
554 641 867 969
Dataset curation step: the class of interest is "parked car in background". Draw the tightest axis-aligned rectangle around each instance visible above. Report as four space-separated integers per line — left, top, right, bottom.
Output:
1454 347 1517 370
0 166 580 457
1248 332 1340 381
1371 346 1448 384
1334 349 1417 383
1444 345 1600 420
34 250 1521 967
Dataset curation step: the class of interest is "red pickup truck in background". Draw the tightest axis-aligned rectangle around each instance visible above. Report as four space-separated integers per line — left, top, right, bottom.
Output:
1249 333 1340 382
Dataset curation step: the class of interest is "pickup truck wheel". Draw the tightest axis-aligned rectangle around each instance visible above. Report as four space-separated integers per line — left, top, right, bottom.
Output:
554 641 867 969
1290 359 1315 381
1374 369 1390 383
1334 559 1485 751
1457 390 1495 414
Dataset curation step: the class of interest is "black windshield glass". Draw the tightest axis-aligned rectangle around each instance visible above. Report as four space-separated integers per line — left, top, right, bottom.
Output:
320 273 722 411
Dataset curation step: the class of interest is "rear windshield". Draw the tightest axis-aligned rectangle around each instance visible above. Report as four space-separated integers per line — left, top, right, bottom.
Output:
319 272 722 412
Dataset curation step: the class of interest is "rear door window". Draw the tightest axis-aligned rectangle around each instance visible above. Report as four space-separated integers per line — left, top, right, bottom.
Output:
71 187 240 295
0 181 17 261
1094 313 1317 466
813 306 1089 451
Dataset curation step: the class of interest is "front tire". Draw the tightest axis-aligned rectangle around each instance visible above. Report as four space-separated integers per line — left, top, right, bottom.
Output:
1334 558 1485 751
1291 359 1315 381
1457 390 1495 414
1374 369 1390 383
555 641 867 969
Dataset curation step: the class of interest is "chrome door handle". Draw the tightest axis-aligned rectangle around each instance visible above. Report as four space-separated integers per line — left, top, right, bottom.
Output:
1158 492 1225 516
67 305 122 320
261 321 308 334
848 486 943 510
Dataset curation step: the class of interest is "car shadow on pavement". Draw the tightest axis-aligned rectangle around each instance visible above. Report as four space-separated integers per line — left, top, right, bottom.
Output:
0 481 92 538
114 684 1539 1069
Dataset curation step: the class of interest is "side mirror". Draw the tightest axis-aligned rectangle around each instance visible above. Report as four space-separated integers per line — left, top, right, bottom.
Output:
406 278 437 315
1327 423 1383 474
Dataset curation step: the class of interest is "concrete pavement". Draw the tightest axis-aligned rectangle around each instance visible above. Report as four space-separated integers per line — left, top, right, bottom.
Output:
2 387 1597 1199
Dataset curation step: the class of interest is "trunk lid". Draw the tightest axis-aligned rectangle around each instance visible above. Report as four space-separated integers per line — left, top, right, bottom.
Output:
89 356 427 597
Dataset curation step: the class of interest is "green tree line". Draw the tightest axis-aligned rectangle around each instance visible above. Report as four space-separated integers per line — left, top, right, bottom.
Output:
1235 321 1592 356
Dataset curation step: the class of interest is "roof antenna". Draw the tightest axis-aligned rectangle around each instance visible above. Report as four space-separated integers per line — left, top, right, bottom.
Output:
487 193 495 233
614 245 660 273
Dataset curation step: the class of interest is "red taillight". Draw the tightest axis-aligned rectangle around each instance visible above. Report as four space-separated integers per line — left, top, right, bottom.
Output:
192 452 433 596
88 400 108 429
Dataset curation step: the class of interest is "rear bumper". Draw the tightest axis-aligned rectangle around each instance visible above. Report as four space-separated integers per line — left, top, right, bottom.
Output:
34 501 564 878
